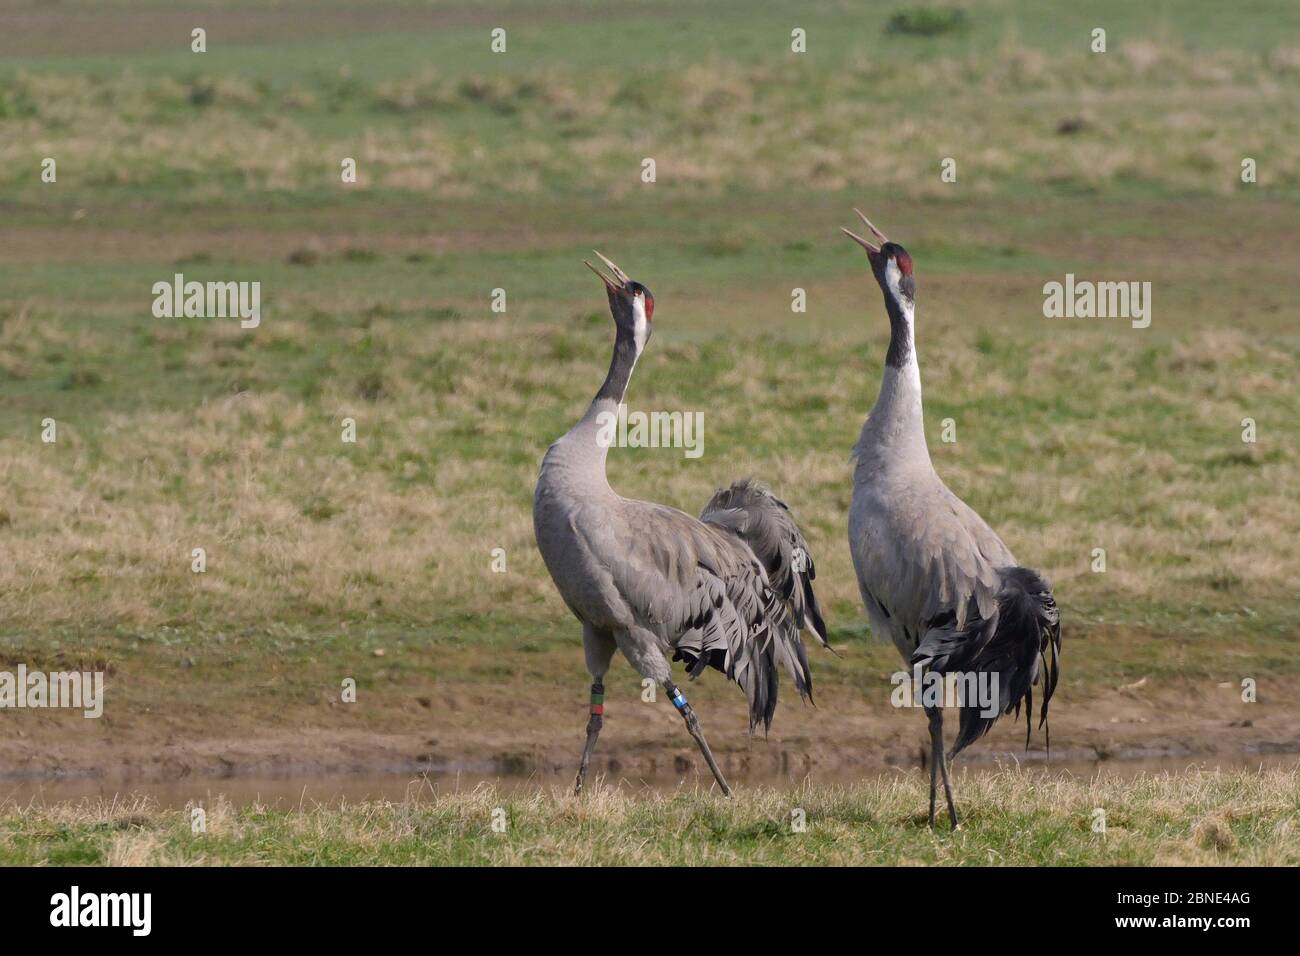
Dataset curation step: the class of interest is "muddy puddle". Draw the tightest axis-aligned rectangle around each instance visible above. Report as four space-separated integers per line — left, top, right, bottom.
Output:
2 752 1296 810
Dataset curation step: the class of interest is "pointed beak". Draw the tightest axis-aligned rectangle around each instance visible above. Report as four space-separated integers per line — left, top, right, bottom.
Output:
840 208 889 256
584 249 631 292
583 258 618 291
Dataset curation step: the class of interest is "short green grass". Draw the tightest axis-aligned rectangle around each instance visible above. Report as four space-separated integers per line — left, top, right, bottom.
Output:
1 769 1296 865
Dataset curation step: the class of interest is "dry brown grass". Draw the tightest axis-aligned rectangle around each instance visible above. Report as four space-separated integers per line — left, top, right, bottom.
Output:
0 303 1294 640
2 768 1296 865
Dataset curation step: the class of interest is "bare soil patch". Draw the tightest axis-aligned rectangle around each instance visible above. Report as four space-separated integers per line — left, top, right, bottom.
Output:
2 676 1294 785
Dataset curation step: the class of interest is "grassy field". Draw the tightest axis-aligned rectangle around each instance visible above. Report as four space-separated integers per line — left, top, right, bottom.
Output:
0 0 1297 859
2 769 1296 865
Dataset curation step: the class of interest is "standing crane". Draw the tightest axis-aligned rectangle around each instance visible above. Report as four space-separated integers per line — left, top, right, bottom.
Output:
533 252 829 796
841 211 1061 829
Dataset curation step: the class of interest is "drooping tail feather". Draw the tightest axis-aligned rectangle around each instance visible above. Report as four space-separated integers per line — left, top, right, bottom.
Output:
700 479 829 645
674 478 830 731
910 566 1061 756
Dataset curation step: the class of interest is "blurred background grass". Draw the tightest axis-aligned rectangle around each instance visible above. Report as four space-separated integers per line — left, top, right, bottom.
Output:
0 0 1296 742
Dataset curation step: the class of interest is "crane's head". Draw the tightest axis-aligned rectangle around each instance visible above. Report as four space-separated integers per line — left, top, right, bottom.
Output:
840 209 915 314
585 250 654 353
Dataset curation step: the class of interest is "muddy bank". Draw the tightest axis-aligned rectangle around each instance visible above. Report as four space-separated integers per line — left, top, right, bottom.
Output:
1 679 1295 787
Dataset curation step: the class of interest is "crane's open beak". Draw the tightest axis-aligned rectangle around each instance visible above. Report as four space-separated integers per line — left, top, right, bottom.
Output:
840 208 889 257
583 250 631 292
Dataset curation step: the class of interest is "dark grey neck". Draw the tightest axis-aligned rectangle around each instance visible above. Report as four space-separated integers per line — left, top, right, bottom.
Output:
884 293 913 369
594 328 638 404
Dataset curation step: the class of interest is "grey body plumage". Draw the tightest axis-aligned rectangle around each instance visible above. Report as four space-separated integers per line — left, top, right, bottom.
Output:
842 211 1061 828
534 252 828 795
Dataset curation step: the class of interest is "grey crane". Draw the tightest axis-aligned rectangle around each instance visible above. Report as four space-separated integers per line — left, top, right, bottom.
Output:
841 211 1061 829
533 252 829 796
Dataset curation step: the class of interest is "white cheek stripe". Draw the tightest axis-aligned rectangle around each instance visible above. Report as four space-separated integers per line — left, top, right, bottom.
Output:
884 257 903 300
884 257 914 324
632 294 649 354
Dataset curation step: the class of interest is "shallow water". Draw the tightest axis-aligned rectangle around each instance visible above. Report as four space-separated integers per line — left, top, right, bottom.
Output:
2 752 1296 810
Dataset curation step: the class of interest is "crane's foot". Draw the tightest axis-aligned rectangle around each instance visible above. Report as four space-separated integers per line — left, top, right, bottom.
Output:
573 682 604 796
664 680 732 797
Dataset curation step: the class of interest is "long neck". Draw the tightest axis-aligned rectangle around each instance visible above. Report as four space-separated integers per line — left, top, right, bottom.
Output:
856 293 930 471
594 327 639 407
541 326 640 486
884 292 914 370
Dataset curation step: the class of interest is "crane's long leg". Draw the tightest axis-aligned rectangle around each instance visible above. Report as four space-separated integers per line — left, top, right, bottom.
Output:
926 709 941 828
925 706 959 830
663 679 732 797
574 626 617 796
940 746 960 830
574 681 604 795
